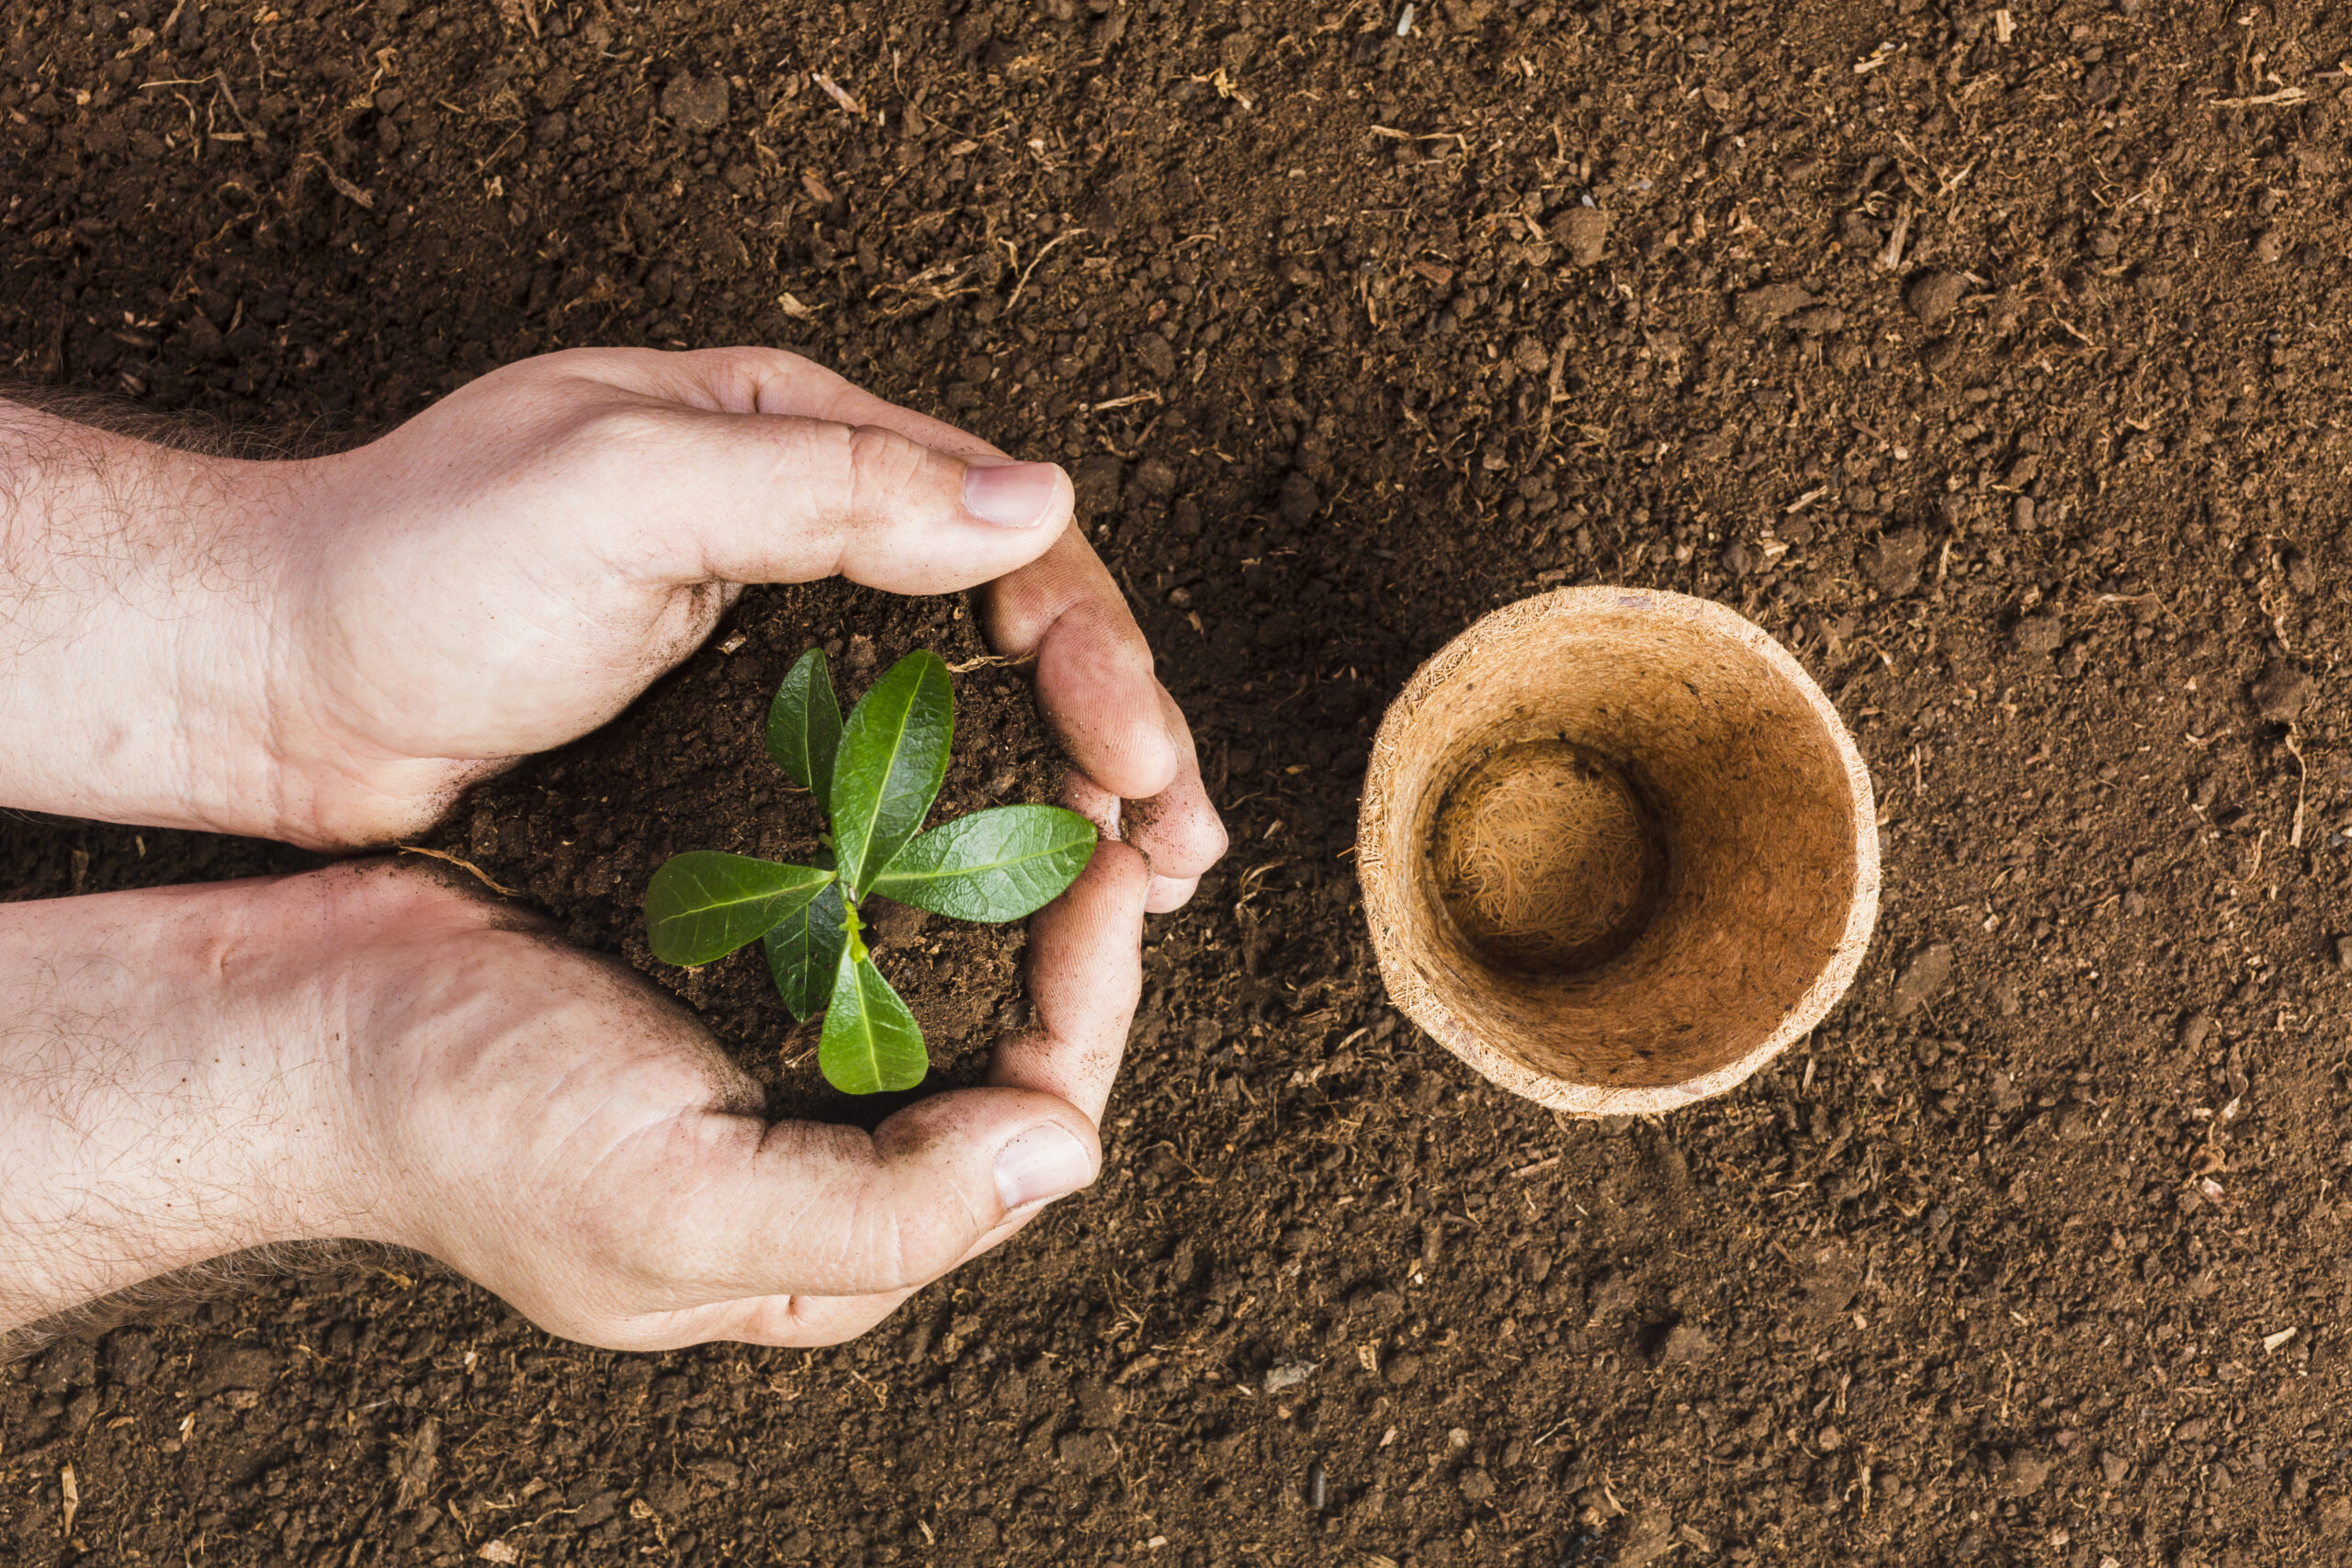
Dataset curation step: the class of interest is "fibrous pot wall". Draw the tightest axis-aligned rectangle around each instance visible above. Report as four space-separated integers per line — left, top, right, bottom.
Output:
1359 589 1880 1115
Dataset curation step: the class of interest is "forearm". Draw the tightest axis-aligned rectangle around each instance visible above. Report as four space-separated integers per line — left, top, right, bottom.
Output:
0 400 294 838
0 874 361 1333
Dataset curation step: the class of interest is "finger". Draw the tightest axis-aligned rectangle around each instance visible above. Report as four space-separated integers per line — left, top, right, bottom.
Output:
880 852 1170 1292
639 347 1227 887
586 401 1073 594
1125 688 1228 907
581 344 1016 462
1061 712 1224 913
1064 769 1123 840
672 1086 1101 1300
987 840 1151 1122
1146 874 1201 912
981 529 1183 801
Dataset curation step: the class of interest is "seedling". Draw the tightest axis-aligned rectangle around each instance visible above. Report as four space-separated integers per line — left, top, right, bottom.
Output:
644 648 1099 1094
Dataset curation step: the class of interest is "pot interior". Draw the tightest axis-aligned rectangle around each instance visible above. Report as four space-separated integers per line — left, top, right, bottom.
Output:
1372 594 1867 1093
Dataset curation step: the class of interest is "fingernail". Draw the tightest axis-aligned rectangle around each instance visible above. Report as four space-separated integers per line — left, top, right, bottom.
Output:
994 1123 1094 1209
963 461 1063 527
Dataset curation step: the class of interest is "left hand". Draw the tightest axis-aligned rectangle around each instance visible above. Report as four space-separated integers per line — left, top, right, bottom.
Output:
0 852 1154 1350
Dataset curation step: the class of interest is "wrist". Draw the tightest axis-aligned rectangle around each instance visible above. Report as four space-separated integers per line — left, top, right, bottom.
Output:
0 400 311 841
0 869 379 1333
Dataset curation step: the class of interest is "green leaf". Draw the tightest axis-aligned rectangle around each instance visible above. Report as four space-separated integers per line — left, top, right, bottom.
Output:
870 806 1099 922
763 873 848 1022
644 852 833 966
818 942 929 1094
765 648 844 809
829 649 953 895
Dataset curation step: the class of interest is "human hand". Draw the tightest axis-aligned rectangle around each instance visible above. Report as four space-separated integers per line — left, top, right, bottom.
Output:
0 348 1224 906
0 852 1150 1349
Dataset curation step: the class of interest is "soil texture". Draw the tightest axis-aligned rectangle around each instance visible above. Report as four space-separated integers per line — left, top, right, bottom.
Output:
6 0 2352 1565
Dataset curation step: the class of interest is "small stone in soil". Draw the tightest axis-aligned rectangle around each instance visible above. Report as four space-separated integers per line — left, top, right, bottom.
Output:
1863 526 1928 596
1055 1429 1117 1480
660 71 729 133
1071 455 1125 516
1138 332 1177 380
192 1341 280 1396
1263 1359 1317 1393
1652 1325 1717 1365
1905 270 1967 329
2249 660 2312 724
1551 206 1610 265
2012 613 2064 657
1891 942 1954 1017
1734 281 1817 327
1133 457 1178 499
1279 471 1322 527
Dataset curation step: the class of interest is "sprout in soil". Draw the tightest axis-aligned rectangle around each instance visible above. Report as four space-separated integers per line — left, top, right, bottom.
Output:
643 648 1098 1095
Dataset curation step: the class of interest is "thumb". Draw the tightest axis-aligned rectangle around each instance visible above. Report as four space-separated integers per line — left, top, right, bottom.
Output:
622 406 1075 593
691 1087 1100 1300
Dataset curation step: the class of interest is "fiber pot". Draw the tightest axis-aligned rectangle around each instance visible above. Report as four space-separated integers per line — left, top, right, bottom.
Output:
1357 587 1879 1116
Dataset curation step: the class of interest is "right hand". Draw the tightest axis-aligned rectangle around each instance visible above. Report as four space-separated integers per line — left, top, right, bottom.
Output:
1 347 1224 906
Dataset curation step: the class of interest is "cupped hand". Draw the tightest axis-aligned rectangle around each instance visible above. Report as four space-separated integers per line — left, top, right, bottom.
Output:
356 851 1153 1348
264 347 1224 906
0 853 1153 1349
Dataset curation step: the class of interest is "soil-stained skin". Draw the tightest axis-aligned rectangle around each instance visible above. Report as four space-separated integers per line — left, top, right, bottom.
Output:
5 0 2352 1563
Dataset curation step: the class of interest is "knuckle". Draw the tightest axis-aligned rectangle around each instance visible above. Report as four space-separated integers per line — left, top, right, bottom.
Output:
859 1185 982 1290
570 400 681 457
841 423 931 524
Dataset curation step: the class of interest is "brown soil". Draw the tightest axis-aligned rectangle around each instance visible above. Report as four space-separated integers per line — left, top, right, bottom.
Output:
440 596 1070 1120
5 0 2352 1564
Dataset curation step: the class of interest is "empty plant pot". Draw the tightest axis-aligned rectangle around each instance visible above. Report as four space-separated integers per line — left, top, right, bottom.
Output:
1357 587 1878 1116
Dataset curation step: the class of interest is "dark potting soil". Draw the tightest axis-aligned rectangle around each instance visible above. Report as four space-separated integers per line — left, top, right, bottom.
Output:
431 593 1072 1119
6 0 2352 1565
